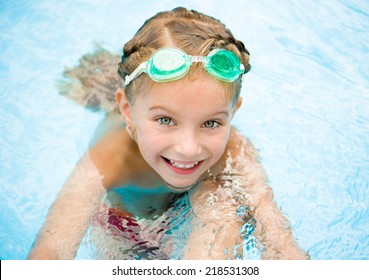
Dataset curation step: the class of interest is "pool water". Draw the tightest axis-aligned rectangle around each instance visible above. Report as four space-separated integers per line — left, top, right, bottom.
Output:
1 0 368 259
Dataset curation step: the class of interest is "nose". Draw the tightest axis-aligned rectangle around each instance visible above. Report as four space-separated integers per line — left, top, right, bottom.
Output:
173 128 203 159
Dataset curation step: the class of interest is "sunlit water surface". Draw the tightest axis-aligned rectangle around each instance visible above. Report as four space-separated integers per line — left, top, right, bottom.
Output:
1 0 368 259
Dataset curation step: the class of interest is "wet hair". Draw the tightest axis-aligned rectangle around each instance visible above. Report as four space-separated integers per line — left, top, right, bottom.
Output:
118 7 251 105
58 8 250 112
58 45 122 112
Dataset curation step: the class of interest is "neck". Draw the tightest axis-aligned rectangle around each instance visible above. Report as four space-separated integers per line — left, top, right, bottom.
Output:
164 181 200 193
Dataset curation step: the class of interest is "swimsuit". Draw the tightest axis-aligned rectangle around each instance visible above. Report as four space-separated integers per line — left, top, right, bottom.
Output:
91 192 191 259
92 205 170 259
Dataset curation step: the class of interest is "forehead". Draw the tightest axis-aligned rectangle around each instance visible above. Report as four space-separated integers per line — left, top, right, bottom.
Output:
135 68 235 106
139 71 231 108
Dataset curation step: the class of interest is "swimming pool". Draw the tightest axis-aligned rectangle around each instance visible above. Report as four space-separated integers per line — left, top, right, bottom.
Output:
1 0 368 260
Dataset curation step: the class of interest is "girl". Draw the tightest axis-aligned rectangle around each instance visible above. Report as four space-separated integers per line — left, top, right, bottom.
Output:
28 7 309 260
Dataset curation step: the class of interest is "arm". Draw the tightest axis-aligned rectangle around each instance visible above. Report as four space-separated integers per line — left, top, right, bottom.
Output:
227 129 308 259
182 128 309 260
182 179 244 260
27 152 105 259
28 113 138 259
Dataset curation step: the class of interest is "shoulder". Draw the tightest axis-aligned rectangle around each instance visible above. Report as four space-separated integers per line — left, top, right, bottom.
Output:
88 112 145 188
224 127 261 168
209 127 269 192
219 127 260 174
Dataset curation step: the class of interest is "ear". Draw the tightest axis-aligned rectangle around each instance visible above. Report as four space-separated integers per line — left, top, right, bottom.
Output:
232 96 243 118
116 88 134 128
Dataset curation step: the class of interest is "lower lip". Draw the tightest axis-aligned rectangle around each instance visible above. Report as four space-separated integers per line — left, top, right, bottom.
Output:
162 157 204 175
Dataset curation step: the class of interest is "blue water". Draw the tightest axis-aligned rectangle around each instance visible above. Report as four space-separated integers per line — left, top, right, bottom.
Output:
1 0 368 260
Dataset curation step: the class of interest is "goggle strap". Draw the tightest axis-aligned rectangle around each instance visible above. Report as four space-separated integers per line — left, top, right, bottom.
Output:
125 62 147 86
241 72 246 83
189 56 207 63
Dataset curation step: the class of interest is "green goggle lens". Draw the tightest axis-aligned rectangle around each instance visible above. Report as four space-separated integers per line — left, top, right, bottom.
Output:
124 47 244 86
205 49 243 82
149 48 190 82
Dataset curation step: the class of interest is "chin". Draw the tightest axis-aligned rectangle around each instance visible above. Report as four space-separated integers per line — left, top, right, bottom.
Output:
164 177 200 192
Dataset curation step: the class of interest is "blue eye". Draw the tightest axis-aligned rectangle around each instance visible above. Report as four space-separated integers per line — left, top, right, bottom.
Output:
158 117 174 126
203 120 219 129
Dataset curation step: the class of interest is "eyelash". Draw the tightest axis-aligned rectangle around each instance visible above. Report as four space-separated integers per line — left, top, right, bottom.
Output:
156 117 221 129
203 120 220 129
157 117 174 126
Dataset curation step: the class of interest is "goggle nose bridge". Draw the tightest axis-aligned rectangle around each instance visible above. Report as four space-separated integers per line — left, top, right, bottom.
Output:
189 56 208 63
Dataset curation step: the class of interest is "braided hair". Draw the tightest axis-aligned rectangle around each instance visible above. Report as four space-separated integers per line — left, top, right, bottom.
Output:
118 7 251 104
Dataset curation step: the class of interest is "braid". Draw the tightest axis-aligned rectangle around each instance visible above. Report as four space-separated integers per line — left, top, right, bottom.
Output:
118 7 251 101
171 7 251 73
118 46 155 79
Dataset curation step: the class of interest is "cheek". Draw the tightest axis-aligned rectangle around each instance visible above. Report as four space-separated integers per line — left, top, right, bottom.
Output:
137 126 163 146
207 131 231 157
135 124 166 156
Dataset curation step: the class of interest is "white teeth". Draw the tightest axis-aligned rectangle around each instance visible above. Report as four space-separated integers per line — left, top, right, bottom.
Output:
169 159 199 169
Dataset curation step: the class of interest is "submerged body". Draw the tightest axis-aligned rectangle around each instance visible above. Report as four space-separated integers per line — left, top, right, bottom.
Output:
28 111 308 259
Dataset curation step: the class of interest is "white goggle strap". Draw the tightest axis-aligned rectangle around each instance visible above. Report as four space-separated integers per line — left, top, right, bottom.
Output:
189 55 207 63
240 64 245 82
124 62 147 86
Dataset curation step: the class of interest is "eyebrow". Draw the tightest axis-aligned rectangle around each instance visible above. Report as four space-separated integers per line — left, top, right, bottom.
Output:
149 106 175 114
149 106 230 117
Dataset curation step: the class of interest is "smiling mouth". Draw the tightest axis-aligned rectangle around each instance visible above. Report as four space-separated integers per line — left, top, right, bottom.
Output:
168 159 200 169
162 157 204 174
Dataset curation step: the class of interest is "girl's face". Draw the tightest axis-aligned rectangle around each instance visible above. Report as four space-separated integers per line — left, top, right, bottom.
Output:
119 72 241 190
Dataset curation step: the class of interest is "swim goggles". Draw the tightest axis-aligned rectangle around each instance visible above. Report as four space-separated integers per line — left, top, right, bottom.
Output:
123 47 245 86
